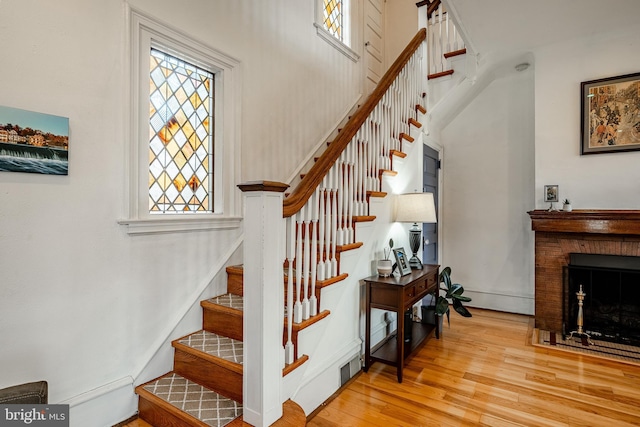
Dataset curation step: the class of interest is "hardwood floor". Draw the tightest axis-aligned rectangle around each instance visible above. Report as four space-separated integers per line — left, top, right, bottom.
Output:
307 308 640 427
120 308 640 427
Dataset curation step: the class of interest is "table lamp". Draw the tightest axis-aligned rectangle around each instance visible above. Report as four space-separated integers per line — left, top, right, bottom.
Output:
395 192 437 269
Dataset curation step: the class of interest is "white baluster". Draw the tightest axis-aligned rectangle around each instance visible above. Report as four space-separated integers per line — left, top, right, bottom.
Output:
310 188 319 316
346 142 354 244
284 215 295 364
294 212 303 324
317 178 326 281
336 155 344 246
324 170 332 279
439 4 444 72
302 200 311 320
330 164 338 277
445 9 450 54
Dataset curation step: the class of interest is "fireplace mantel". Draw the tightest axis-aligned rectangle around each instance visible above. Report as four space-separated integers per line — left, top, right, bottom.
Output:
528 210 640 235
528 209 640 332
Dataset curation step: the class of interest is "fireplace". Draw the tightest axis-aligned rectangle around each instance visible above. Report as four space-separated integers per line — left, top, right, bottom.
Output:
564 253 640 345
528 210 640 333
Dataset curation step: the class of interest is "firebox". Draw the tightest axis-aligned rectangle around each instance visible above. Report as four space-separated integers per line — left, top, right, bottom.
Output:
564 253 640 346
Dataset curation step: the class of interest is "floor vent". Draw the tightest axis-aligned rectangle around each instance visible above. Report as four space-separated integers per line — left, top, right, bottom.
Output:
340 355 361 386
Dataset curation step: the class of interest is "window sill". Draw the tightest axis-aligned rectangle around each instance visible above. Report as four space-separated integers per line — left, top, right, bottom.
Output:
314 23 360 62
118 215 242 235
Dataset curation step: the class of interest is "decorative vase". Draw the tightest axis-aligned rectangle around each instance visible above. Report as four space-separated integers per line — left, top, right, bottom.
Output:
563 203 572 212
377 259 392 277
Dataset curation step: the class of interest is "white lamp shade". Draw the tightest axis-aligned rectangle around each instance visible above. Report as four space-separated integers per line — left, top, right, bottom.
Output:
395 192 437 223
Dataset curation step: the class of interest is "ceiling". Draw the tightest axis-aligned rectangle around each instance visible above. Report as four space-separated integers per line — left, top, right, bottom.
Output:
447 0 640 59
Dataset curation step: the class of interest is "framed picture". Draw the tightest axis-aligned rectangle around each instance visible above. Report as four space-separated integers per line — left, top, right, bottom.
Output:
544 185 558 203
393 248 412 276
581 72 640 155
0 105 69 175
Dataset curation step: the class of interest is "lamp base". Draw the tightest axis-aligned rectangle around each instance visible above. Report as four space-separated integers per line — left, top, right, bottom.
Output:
409 224 423 269
408 256 423 269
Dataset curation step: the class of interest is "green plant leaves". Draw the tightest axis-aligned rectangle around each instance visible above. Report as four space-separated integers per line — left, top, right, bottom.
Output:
436 266 472 318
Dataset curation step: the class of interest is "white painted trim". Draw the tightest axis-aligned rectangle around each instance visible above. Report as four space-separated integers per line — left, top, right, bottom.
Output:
314 23 361 62
132 233 244 382
465 288 535 315
123 7 242 234
118 215 242 235
60 377 136 427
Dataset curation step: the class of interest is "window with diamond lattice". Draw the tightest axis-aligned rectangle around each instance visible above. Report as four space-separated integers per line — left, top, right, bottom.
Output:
323 0 343 41
148 49 214 213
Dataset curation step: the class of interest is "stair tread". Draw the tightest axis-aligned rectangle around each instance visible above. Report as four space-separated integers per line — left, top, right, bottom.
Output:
207 293 243 311
177 330 243 366
142 372 242 427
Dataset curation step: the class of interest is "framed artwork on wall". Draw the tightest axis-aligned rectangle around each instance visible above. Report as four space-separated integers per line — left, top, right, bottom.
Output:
581 72 640 155
0 105 69 175
393 248 412 276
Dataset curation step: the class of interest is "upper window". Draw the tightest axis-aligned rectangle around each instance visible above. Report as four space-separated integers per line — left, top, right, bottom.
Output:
315 0 359 62
123 9 241 234
323 0 345 42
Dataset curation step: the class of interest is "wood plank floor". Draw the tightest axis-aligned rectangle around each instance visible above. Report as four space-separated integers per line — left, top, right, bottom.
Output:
307 308 640 427
121 308 640 427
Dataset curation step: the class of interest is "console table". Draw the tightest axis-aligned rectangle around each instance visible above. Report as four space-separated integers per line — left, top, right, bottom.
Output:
363 265 439 383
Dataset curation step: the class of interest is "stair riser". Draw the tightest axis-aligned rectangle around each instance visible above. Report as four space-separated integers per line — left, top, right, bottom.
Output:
139 394 208 427
203 308 243 341
226 268 243 296
174 349 243 403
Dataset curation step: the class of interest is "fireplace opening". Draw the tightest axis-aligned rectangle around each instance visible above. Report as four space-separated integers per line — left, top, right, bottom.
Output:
564 253 640 346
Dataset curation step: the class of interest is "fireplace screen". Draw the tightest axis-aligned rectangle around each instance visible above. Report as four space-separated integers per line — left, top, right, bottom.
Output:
564 253 640 346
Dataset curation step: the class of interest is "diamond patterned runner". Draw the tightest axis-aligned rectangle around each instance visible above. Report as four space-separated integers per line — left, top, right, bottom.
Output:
179 330 243 365
143 373 241 427
209 293 243 310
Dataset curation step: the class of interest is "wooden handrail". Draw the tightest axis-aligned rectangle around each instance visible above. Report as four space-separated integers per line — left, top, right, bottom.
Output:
282 28 427 217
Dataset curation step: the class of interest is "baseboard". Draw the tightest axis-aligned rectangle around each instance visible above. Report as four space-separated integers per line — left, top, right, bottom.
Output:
58 377 136 427
465 289 534 315
288 338 361 415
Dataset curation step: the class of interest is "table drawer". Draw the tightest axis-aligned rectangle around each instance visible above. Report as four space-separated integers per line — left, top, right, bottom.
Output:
404 284 417 299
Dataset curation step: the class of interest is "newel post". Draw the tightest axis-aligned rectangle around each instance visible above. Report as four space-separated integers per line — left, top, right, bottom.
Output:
238 180 288 427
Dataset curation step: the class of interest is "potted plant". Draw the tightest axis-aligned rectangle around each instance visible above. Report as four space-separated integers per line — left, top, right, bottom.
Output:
563 199 572 212
422 266 472 328
377 238 394 277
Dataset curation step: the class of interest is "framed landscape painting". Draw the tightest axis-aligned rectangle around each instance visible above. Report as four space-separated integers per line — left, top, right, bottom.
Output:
581 72 640 155
0 105 69 175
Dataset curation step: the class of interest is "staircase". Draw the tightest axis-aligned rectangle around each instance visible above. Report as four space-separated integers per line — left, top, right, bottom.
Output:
135 266 307 426
133 9 472 424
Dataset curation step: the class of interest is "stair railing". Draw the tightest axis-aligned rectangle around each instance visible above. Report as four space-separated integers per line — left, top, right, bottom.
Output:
425 2 466 75
239 28 427 427
282 28 427 364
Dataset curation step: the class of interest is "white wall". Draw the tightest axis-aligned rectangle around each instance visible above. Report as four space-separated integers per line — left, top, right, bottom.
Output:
534 24 640 209
441 68 535 314
384 0 419 69
0 0 364 425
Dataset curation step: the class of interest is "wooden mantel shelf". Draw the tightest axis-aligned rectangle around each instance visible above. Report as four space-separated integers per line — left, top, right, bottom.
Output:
528 209 640 235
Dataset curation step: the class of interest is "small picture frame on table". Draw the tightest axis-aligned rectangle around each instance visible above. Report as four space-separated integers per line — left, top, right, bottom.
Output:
544 185 558 203
393 248 412 276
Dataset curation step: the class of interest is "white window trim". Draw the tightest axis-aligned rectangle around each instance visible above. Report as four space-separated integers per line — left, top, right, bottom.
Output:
121 8 242 235
314 0 360 62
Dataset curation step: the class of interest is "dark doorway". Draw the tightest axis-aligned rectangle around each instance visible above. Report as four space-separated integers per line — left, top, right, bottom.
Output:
422 144 439 265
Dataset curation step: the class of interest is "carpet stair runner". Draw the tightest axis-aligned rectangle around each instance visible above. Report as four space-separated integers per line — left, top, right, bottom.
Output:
135 267 306 427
